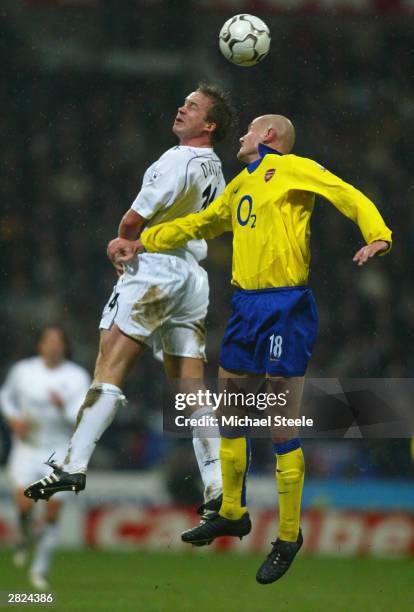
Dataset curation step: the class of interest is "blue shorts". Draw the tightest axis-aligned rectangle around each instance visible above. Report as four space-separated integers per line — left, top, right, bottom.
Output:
219 286 319 376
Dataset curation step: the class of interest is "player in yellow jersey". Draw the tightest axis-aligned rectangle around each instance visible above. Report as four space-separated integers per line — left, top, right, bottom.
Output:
108 114 392 584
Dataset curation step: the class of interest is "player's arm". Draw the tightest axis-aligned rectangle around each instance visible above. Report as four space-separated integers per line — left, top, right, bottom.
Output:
0 365 28 439
120 152 186 238
118 209 147 240
109 180 234 262
141 189 232 252
108 209 148 274
107 209 147 274
108 150 187 268
288 156 392 263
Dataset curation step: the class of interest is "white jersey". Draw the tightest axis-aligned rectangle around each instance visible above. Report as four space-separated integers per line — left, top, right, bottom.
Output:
0 357 90 451
131 145 226 262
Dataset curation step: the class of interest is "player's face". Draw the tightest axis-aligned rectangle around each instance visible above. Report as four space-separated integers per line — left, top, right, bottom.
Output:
38 329 66 365
237 118 266 163
173 91 214 143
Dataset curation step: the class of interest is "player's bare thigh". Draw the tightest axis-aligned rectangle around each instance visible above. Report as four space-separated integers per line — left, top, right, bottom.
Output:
94 324 145 387
163 353 204 379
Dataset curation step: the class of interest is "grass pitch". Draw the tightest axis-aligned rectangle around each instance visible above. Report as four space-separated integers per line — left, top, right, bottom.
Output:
0 549 412 612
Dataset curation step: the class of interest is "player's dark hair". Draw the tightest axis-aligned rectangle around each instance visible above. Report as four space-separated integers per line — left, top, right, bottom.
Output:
36 325 72 360
197 82 237 145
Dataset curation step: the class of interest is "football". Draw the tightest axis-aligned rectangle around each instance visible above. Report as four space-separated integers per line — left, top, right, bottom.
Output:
219 14 271 67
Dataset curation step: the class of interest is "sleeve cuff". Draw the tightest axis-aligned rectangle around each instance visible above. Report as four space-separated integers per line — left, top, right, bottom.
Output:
373 239 392 256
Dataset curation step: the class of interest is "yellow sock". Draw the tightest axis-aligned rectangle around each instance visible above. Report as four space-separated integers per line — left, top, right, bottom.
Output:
219 436 250 520
275 444 304 542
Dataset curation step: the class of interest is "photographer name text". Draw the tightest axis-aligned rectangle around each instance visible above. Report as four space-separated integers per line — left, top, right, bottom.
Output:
175 415 314 428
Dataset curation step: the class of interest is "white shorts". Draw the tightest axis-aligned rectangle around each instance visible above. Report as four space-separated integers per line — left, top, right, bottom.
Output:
99 252 209 360
7 442 70 501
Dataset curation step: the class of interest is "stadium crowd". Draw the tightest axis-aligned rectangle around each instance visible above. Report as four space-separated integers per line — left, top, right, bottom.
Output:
1 7 413 485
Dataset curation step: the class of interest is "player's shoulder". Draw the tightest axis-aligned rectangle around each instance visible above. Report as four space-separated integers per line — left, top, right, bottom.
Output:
11 356 40 372
157 146 199 164
282 153 327 173
174 145 221 162
3 357 39 383
151 147 201 180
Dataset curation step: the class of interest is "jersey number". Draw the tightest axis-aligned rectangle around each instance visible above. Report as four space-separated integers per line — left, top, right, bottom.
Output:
201 184 217 210
269 334 283 360
108 292 120 310
237 195 256 228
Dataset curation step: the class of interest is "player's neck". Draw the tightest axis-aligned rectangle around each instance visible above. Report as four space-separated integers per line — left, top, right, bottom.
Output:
178 135 213 148
244 154 260 164
41 357 63 369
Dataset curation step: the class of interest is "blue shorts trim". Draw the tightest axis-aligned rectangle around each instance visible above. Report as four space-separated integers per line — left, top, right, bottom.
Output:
219 286 319 377
272 438 301 455
234 285 307 295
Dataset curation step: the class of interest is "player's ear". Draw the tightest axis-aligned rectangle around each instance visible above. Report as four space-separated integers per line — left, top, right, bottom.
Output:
263 127 276 143
205 121 217 135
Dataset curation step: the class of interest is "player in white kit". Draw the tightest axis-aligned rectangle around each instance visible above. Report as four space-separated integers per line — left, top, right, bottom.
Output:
0 326 90 590
25 84 236 518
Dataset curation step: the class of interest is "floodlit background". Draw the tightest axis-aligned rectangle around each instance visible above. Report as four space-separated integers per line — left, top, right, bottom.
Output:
0 1 413 609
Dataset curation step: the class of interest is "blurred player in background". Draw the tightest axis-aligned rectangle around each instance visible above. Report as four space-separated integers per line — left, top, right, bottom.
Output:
109 114 392 583
25 84 236 518
0 326 90 590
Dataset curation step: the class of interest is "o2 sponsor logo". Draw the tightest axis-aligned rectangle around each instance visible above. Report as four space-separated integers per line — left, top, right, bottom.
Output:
237 195 256 228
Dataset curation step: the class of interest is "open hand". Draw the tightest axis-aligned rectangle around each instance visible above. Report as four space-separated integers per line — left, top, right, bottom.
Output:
352 240 389 266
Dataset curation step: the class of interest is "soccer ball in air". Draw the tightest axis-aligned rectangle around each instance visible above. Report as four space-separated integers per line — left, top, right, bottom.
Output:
219 14 271 67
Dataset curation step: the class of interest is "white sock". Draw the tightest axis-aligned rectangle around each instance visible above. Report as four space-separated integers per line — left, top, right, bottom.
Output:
64 383 126 473
191 406 222 503
30 521 59 577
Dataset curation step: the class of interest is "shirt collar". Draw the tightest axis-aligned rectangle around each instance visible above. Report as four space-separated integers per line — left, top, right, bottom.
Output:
246 143 283 174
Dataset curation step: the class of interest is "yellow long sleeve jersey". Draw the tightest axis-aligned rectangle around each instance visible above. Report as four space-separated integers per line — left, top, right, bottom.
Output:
141 147 392 290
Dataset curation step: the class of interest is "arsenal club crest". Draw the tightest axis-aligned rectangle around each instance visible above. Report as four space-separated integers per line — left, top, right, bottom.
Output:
264 169 275 182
